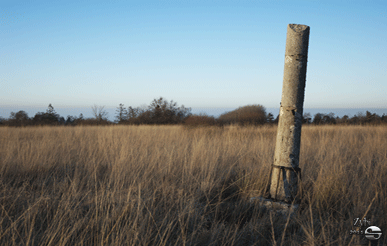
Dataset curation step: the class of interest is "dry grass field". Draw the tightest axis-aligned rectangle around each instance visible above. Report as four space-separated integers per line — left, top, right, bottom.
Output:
0 125 386 245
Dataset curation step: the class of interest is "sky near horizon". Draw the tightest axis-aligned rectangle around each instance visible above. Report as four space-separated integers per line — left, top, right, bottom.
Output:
1 0 387 118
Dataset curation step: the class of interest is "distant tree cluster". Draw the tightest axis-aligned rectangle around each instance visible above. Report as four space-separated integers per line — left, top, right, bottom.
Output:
114 97 192 125
1 99 386 127
303 111 387 126
0 97 191 127
1 104 66 127
0 104 111 127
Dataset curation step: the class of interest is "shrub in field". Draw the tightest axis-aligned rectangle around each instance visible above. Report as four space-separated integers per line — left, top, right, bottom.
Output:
183 113 218 127
218 104 267 126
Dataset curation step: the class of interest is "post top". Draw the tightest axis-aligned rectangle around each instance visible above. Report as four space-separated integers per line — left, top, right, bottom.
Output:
288 24 310 32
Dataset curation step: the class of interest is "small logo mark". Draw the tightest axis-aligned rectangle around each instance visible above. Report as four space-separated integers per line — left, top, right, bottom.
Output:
364 226 382 241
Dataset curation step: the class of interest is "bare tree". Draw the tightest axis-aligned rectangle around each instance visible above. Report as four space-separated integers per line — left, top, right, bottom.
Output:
91 105 109 122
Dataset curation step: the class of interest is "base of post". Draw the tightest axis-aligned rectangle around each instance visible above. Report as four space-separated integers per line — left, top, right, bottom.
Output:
250 196 299 218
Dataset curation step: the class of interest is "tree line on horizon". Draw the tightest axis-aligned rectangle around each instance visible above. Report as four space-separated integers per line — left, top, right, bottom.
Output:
1 97 387 127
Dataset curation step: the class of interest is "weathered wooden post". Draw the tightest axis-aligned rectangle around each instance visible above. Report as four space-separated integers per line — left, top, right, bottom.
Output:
251 24 310 215
270 24 310 203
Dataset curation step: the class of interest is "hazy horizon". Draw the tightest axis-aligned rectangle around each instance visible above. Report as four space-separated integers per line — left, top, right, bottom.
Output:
1 104 387 122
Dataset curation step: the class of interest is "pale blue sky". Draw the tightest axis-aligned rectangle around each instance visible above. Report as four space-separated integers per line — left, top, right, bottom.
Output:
1 0 386 119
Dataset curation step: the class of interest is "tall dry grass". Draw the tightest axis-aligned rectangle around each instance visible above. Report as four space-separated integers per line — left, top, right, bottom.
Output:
0 125 386 245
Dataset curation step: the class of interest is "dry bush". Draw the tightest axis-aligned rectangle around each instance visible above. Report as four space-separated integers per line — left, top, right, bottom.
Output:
0 125 386 245
183 114 218 128
218 105 267 126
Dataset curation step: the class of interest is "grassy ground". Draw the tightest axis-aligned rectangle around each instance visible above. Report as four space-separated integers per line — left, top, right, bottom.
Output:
0 124 386 245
